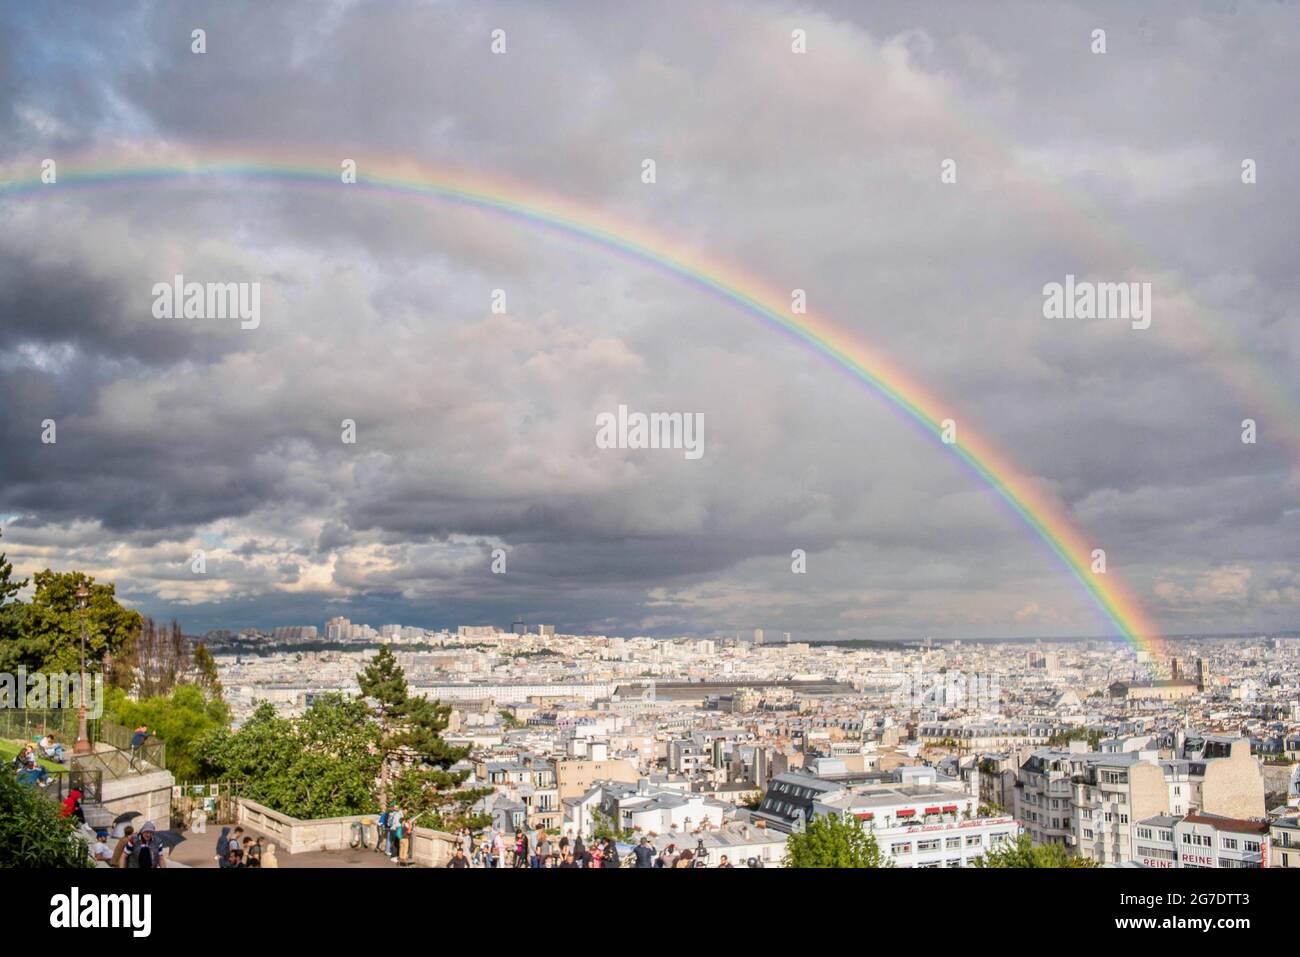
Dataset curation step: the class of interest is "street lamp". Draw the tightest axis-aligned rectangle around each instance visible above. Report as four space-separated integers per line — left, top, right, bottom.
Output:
73 581 92 755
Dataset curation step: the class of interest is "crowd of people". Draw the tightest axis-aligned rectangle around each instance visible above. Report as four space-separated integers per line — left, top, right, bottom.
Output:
213 825 279 868
443 827 753 869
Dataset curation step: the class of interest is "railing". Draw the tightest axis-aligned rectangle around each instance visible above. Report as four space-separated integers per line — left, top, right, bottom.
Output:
0 708 101 747
98 720 166 770
40 767 104 805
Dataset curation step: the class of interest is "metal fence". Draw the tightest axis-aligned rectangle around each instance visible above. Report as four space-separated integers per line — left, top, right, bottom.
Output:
170 782 243 830
99 720 166 770
0 708 101 747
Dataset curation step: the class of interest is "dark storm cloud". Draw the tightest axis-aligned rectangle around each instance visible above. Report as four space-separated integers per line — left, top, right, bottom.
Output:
1 0 1297 639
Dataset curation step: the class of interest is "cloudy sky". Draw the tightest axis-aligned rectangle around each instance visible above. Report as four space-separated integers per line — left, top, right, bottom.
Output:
2 0 1298 641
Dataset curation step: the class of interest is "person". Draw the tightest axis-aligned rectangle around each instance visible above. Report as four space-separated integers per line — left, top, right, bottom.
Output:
40 734 65 763
261 843 279 868
245 856 261 868
225 847 244 868
572 834 586 862
459 825 473 859
717 855 733 869
11 744 34 769
558 851 578 868
535 832 552 868
448 847 470 868
111 826 135 868
61 788 85 824
91 831 113 864
675 849 694 868
125 821 165 868
387 807 403 860
513 828 528 868
129 726 150 749
215 826 232 867
590 842 603 869
190 804 207 834
633 836 655 868
17 758 49 788
401 814 416 865
558 833 570 861
376 808 390 854
658 843 678 868
491 828 505 868
602 837 621 869
247 836 263 865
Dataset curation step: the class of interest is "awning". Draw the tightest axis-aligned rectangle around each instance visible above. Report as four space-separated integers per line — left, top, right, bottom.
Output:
925 807 941 815
896 809 915 817
943 805 959 813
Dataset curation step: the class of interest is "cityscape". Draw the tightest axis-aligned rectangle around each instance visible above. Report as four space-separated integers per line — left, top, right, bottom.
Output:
0 0 1297 935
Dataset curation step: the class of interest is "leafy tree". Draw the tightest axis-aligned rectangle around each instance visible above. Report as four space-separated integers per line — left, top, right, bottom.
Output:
0 771 92 868
107 683 230 781
785 814 888 868
13 571 142 674
194 695 381 819
1047 727 1104 750
357 646 469 813
590 807 636 843
742 791 764 810
0 529 31 673
192 643 223 700
972 834 1097 868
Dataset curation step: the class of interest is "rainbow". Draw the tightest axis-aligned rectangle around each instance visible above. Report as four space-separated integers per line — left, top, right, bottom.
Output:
0 150 1166 658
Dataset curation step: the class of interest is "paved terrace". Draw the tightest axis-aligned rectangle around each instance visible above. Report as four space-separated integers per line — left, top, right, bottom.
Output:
168 825 405 869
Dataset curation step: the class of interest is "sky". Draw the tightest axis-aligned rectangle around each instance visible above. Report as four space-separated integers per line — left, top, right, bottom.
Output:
1 0 1298 642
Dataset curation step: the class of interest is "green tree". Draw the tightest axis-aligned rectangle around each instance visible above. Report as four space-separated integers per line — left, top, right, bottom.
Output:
785 814 888 868
0 529 31 673
194 695 381 819
972 834 1097 868
107 683 231 781
192 643 224 701
14 570 142 674
0 771 93 868
590 807 635 843
357 646 470 815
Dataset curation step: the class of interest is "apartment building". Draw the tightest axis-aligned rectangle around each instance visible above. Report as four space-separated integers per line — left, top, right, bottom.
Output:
754 766 1015 867
919 722 1063 753
1016 734 1266 864
1268 817 1300 869
1132 813 1268 868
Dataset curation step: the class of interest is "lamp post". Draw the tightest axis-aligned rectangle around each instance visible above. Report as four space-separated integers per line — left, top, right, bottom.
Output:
73 581 93 755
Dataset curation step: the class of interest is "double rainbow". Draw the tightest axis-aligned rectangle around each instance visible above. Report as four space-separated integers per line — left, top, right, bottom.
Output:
0 151 1166 658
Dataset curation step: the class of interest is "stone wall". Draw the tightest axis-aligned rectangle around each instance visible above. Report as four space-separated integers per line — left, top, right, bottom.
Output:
236 798 457 864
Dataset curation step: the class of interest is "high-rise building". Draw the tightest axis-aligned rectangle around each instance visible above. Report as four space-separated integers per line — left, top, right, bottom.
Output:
753 629 764 646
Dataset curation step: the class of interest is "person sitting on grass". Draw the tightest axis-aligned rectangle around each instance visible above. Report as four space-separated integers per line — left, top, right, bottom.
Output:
17 758 49 788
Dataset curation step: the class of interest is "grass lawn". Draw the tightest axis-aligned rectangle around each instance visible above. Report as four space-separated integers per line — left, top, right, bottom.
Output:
1 738 67 771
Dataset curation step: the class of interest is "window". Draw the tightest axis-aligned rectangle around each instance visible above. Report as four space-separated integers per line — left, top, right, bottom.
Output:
1222 838 1238 851
1245 841 1260 853
965 835 981 847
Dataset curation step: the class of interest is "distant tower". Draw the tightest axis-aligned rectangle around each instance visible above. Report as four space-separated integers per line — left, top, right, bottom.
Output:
511 618 526 636
753 628 764 646
1195 658 1209 692
782 632 791 645
1171 658 1180 681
